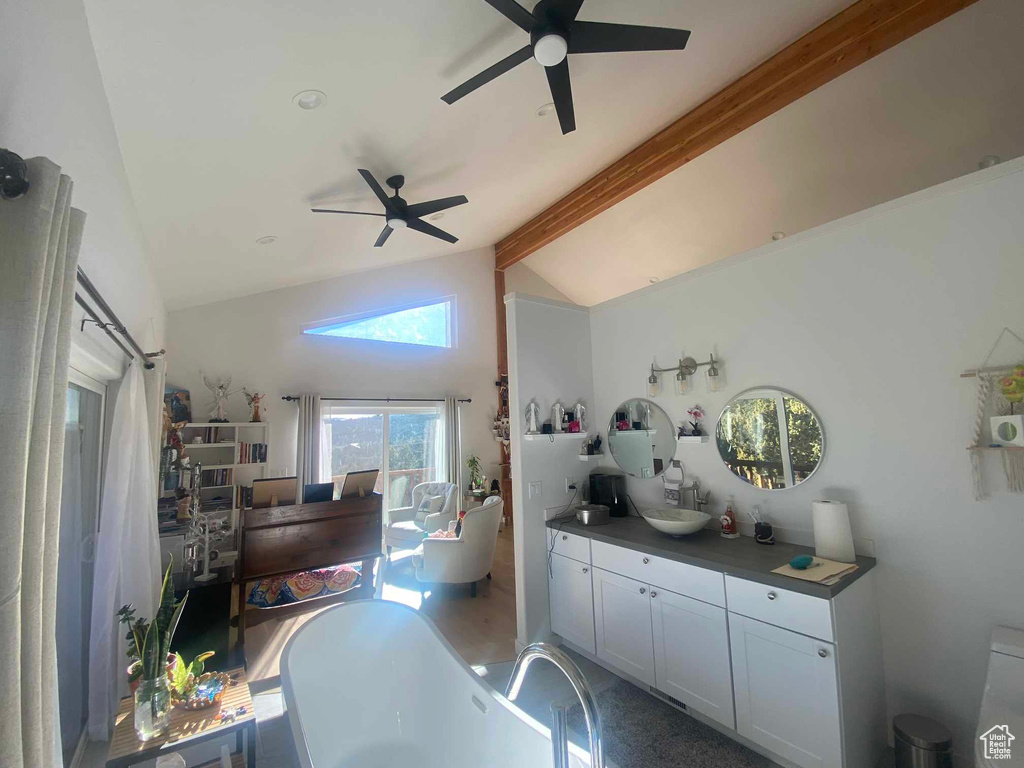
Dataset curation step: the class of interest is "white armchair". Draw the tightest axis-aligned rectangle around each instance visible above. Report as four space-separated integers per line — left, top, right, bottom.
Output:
384 481 459 554
412 496 503 597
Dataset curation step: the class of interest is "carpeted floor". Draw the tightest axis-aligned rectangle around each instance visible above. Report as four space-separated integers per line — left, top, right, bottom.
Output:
565 679 771 768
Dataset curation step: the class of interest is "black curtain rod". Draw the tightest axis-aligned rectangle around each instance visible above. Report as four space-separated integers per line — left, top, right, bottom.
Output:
76 267 164 370
282 395 471 404
75 294 137 363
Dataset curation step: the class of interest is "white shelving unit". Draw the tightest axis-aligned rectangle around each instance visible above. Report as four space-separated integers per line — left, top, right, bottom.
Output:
677 435 710 444
523 432 589 442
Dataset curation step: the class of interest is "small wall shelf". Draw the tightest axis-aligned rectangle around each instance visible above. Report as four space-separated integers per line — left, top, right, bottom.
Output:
578 453 604 462
677 435 710 444
523 432 589 442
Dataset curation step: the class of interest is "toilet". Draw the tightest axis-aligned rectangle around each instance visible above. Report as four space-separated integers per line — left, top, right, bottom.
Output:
976 626 1024 767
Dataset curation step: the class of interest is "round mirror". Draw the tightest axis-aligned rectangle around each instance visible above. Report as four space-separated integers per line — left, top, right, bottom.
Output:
607 399 676 479
716 388 824 490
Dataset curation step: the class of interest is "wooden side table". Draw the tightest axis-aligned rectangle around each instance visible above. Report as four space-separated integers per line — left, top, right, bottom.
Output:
105 667 256 768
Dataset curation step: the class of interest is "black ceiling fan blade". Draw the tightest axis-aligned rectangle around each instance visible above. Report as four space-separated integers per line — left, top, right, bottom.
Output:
374 225 393 248
568 22 691 54
311 209 386 216
441 45 533 104
549 0 586 23
405 195 469 219
483 0 536 32
407 217 459 244
358 169 396 212
545 59 575 135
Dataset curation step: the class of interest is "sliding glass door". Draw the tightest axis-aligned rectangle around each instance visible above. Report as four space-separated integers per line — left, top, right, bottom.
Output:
321 404 443 511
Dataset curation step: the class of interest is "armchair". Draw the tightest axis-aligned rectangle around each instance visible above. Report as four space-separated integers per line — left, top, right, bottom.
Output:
412 496 503 597
384 481 458 554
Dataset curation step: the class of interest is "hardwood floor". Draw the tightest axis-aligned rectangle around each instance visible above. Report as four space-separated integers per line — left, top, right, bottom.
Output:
244 526 517 687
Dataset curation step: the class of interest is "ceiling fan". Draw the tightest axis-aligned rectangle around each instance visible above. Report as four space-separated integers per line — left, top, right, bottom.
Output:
312 169 468 247
441 0 691 135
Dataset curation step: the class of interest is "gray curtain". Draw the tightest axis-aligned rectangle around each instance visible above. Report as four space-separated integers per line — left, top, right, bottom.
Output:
0 158 85 768
295 394 321 502
444 397 463 500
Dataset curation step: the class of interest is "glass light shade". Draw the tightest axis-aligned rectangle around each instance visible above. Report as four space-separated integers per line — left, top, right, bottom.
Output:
706 365 722 393
675 371 690 395
647 371 660 398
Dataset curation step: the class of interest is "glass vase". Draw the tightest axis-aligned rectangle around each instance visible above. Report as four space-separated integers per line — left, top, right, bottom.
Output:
134 676 172 741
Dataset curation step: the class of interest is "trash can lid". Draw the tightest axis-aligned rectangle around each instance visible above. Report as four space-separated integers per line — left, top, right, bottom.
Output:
893 714 953 751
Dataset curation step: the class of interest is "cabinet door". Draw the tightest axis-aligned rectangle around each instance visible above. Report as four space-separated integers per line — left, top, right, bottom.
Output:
729 614 842 768
651 588 735 729
548 553 596 654
592 567 655 686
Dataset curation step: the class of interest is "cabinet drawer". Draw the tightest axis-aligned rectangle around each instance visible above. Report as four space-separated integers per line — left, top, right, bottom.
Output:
592 540 725 608
725 576 833 642
548 528 591 564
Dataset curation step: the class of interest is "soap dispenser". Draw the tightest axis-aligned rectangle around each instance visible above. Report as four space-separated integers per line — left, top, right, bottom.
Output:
720 497 740 539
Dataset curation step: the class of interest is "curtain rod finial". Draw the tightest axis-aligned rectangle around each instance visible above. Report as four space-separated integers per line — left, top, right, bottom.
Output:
0 149 30 200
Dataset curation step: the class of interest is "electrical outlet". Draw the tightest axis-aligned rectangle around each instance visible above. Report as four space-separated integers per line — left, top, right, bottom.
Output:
565 477 578 494
528 481 542 499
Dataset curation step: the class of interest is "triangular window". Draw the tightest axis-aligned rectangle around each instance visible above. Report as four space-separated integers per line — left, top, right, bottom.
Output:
303 298 454 348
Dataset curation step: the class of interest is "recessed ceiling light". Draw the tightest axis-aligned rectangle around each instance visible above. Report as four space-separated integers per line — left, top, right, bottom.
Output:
771 231 786 241
979 155 1001 169
256 235 277 245
649 277 660 284
429 212 445 221
536 102 555 117
292 90 326 110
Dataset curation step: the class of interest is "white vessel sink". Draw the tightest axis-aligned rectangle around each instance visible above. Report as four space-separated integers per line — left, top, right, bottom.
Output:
641 508 711 537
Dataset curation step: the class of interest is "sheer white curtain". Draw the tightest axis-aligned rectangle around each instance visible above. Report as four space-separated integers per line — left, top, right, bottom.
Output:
0 157 84 768
56 420 84 751
443 397 463 499
87 362 161 738
295 395 322 502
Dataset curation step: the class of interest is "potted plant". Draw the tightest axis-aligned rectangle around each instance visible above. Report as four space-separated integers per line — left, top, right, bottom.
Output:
466 454 484 492
117 559 187 741
687 405 705 436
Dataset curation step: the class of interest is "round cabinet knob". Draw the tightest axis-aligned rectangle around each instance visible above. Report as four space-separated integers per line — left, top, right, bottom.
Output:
582 568 588 573
767 591 777 601
818 648 829 658
562 535 568 541
650 591 657 598
639 587 646 595
642 557 650 565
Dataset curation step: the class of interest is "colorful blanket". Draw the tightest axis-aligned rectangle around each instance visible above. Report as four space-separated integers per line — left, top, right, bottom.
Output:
247 564 361 608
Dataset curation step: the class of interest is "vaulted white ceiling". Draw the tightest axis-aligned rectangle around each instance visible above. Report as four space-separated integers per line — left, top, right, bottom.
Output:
84 0 854 308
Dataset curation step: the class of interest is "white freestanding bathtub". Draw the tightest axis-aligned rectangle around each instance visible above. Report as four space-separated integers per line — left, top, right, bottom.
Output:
281 600 590 768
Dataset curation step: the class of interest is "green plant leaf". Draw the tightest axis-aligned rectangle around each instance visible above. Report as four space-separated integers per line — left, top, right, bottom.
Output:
170 653 189 693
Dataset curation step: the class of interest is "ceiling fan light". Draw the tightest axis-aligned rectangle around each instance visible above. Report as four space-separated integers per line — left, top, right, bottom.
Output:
534 34 568 67
387 217 408 229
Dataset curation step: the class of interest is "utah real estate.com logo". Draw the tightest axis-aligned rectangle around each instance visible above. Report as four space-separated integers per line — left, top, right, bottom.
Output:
980 725 1015 760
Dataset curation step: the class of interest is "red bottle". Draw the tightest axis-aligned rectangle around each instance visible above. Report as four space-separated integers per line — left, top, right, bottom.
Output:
720 500 740 539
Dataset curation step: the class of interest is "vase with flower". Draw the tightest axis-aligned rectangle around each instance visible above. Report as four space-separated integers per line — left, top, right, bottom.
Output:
686 405 705 436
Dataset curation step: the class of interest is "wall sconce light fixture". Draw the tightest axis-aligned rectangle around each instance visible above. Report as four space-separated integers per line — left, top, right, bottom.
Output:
648 354 721 396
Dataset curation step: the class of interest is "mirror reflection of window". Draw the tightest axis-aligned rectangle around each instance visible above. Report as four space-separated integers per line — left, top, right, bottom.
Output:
607 399 675 479
716 389 823 490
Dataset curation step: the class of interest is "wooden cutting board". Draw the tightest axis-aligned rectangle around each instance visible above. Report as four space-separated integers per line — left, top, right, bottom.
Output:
772 557 858 585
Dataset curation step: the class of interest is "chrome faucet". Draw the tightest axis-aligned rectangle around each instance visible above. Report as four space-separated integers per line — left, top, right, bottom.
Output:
505 643 604 768
680 481 711 513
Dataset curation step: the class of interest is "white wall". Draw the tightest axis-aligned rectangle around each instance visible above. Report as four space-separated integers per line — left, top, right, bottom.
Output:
505 294 594 647
585 159 1024 760
0 0 166 365
165 247 503 488
504 263 573 304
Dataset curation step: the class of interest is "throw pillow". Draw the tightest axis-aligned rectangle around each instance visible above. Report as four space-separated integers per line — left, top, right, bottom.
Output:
414 494 444 525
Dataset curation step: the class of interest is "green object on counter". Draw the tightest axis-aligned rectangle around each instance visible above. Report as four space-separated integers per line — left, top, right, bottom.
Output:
790 554 815 570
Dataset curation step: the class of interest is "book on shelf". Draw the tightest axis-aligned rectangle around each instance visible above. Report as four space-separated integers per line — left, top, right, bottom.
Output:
200 467 233 487
238 442 267 464
236 485 253 509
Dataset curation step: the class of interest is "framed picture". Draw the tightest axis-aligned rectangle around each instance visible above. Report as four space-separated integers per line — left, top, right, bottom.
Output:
164 386 192 424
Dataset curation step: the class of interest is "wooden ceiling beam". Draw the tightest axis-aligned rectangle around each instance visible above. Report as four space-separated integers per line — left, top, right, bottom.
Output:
494 0 979 270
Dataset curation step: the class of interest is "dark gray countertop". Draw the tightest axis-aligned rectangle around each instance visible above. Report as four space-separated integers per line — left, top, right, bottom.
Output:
546 516 875 599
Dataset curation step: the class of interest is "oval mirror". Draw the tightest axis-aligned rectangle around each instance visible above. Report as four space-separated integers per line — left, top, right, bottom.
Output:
716 388 824 490
607 399 676 479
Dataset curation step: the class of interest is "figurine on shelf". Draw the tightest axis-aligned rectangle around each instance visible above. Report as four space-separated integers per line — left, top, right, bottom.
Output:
551 401 565 433
687 405 705 436
572 402 587 433
243 388 266 423
201 374 237 423
525 401 541 434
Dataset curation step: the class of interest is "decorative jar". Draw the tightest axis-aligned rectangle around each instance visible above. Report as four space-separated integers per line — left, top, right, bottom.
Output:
134 676 172 741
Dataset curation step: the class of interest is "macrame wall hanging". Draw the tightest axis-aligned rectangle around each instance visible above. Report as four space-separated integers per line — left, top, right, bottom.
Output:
964 327 1024 499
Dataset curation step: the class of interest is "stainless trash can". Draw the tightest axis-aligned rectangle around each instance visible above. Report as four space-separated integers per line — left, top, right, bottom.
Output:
893 714 953 768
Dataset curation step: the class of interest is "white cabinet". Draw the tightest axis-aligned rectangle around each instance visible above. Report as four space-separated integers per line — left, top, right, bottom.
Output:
651 587 735 729
729 613 842 768
592 568 656 686
548 553 596 654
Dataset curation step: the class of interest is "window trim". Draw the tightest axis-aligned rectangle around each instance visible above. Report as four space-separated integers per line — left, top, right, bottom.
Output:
301 295 457 349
